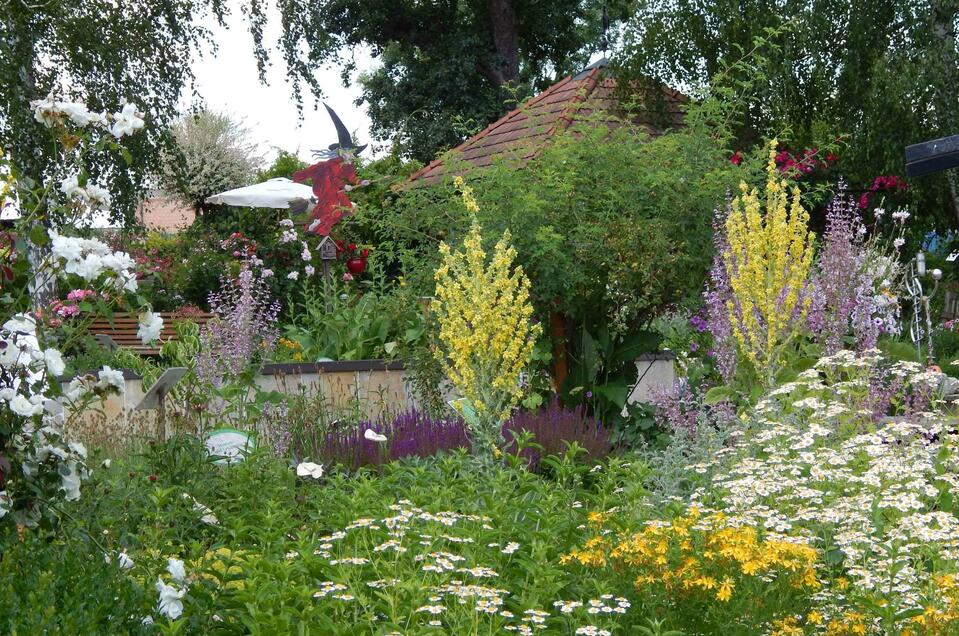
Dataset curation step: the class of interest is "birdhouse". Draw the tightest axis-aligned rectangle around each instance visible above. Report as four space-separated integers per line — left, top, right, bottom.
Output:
318 236 338 261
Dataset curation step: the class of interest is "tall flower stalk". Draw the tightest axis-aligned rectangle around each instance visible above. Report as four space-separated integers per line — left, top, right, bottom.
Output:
196 264 280 390
433 179 541 457
807 187 880 353
724 141 815 384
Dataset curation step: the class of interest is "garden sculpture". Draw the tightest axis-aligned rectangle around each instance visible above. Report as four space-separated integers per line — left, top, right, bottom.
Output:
293 103 367 235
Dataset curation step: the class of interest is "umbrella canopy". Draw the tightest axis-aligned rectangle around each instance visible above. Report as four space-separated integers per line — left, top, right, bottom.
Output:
205 178 314 209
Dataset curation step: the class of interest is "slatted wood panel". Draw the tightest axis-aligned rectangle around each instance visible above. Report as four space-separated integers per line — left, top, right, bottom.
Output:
87 312 213 356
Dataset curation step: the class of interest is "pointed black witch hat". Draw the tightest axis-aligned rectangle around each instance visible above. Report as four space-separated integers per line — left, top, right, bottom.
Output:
311 103 368 160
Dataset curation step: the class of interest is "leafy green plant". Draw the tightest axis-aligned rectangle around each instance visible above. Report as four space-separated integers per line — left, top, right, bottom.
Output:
283 282 424 361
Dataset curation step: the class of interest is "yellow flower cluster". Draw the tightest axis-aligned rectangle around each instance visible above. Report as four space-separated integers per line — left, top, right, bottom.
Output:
562 508 819 605
899 573 959 635
452 176 480 213
725 140 815 382
433 208 540 451
278 337 304 361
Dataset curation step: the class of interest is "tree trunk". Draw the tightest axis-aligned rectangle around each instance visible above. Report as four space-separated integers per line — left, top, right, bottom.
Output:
482 0 520 87
550 312 569 391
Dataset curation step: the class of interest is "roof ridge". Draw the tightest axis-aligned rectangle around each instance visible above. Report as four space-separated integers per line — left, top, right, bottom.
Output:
404 73 581 184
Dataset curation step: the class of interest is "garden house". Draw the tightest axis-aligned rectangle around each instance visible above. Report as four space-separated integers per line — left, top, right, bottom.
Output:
405 58 686 187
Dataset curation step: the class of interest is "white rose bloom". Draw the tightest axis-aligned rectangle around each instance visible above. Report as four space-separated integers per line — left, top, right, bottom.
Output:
60 461 83 501
96 366 125 393
167 557 187 584
68 441 87 459
63 378 89 402
60 102 93 127
364 429 388 443
9 394 42 417
49 231 84 262
86 184 112 210
110 103 145 138
117 551 135 570
44 349 66 377
155 578 186 620
295 462 324 479
60 174 87 201
4 314 37 336
0 388 14 401
137 311 164 345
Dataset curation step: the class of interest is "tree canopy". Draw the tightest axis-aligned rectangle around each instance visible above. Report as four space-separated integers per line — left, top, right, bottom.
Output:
614 0 959 224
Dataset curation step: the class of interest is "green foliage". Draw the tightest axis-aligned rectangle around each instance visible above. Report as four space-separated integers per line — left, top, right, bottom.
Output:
283 282 425 361
279 0 633 162
257 149 308 182
0 438 656 634
357 110 740 331
615 0 959 228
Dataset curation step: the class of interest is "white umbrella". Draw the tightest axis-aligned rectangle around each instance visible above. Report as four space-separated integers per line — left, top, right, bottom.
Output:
205 178 314 209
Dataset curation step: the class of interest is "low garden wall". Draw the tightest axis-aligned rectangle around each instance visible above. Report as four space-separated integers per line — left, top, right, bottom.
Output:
67 356 675 446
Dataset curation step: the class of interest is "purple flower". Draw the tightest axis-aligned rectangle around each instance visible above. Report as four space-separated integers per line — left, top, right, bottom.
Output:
689 341 699 353
585 390 593 399
808 183 880 353
196 263 280 394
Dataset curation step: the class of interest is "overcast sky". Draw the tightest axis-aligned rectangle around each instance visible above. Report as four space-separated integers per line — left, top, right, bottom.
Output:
190 5 377 166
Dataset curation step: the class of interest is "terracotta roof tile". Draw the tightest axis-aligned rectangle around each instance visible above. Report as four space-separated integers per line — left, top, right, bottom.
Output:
404 61 686 187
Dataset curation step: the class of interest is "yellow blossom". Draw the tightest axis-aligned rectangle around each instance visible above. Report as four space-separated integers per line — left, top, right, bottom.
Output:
433 215 541 455
724 140 815 382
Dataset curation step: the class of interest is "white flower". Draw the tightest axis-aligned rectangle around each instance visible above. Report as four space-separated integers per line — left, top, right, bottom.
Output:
167 557 187 584
9 394 42 417
101 459 112 469
894 237 905 249
892 208 911 222
44 349 66 377
96 366 125 393
874 207 885 219
0 388 14 401
60 174 87 201
4 314 37 336
155 578 186 620
60 461 83 501
86 184 112 210
364 429 388 443
296 461 324 479
261 269 274 278
110 103 145 138
287 271 299 281
279 219 294 228
304 265 315 276
118 551 135 570
137 311 164 345
68 441 88 459
301 244 312 261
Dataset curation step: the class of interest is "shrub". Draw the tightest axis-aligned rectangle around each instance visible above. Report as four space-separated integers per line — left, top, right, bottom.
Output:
504 399 611 471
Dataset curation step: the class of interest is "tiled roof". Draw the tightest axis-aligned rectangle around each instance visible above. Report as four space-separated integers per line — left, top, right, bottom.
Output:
404 59 686 187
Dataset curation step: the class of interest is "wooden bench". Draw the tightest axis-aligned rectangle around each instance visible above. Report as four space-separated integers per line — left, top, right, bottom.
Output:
88 311 213 356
